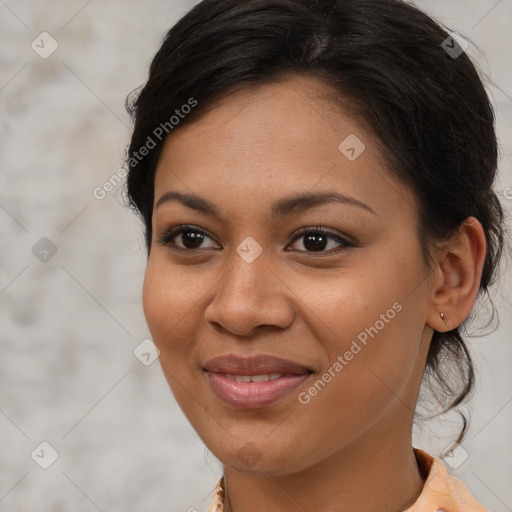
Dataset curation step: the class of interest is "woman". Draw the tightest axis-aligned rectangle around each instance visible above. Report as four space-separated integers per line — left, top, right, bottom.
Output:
124 0 506 510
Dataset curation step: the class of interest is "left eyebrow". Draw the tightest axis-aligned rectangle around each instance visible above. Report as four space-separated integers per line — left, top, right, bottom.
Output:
155 190 377 219
271 191 377 218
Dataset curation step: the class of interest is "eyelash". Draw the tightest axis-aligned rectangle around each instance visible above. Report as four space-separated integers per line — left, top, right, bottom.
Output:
156 223 355 255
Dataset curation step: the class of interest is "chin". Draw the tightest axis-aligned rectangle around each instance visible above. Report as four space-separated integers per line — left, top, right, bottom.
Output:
204 435 315 477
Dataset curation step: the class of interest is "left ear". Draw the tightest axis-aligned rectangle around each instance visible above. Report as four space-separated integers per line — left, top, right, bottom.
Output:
426 217 487 332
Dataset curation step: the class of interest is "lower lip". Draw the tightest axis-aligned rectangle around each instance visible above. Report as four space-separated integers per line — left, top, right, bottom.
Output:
205 372 312 409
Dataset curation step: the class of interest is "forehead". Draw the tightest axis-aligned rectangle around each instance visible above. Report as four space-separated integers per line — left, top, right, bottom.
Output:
156 74 363 168
153 74 415 220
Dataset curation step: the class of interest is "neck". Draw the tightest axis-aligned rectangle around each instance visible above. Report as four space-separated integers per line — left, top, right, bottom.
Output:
222 423 425 512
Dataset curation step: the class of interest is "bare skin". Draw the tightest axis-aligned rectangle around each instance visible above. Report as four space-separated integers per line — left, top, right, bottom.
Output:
142 74 486 511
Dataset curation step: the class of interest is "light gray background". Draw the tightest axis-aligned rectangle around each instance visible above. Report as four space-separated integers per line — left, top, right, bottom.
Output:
1 1 511 511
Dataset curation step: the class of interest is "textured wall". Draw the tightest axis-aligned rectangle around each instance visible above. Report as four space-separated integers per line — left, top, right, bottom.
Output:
1 1 511 511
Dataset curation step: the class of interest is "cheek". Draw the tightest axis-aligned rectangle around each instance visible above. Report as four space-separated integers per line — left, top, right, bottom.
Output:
141 258 204 369
142 262 169 342
289 300 423 469
143 257 196 335
142 259 207 411
297 246 426 401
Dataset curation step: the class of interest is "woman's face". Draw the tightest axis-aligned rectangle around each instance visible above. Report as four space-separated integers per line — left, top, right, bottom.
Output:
143 74 435 475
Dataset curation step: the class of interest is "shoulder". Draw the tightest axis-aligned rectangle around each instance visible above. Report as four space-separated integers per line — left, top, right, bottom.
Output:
409 447 490 512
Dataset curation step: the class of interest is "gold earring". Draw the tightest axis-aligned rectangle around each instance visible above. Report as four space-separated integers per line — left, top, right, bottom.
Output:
440 312 447 324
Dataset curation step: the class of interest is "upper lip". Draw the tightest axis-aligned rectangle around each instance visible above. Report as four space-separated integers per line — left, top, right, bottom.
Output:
203 354 312 376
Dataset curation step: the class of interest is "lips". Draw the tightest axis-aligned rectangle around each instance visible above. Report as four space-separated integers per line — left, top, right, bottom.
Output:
203 354 313 409
203 354 312 376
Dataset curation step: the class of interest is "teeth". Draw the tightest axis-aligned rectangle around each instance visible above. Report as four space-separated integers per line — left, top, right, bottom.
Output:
250 374 269 382
225 373 284 382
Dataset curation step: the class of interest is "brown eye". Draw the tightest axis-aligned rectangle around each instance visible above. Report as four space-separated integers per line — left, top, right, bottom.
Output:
288 227 355 254
157 225 219 251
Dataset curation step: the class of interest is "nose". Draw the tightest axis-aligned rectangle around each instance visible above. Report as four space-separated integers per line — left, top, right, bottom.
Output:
203 249 294 337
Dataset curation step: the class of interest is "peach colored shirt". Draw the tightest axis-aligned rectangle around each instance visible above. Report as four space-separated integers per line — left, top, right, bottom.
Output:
206 448 489 511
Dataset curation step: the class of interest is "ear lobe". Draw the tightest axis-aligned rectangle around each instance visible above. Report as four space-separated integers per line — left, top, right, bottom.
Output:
427 217 487 332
